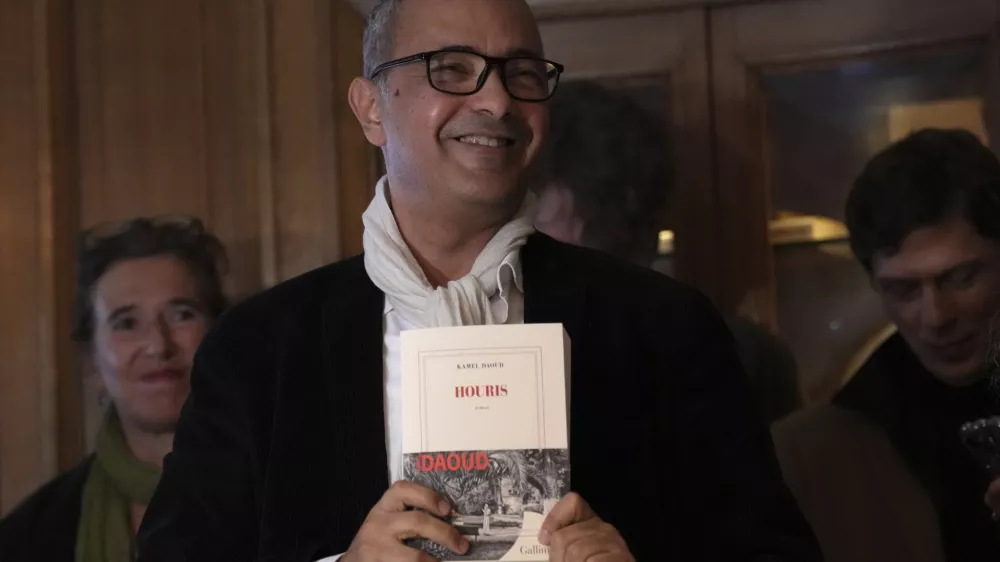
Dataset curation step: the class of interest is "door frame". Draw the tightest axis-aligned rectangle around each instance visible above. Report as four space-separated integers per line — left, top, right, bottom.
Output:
709 0 1000 329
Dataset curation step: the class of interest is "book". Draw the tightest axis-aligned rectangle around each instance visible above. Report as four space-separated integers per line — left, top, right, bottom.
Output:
401 323 571 561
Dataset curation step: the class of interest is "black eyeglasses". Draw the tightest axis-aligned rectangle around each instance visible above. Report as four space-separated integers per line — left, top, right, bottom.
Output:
369 49 564 102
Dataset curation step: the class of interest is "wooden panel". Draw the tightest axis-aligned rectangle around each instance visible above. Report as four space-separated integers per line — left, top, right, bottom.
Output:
540 10 719 303
0 0 79 514
716 0 998 64
268 0 343 281
987 27 1000 155
710 0 1000 327
346 0 776 19
531 0 785 19
45 0 84 476
201 0 270 300
76 0 210 225
333 0 377 258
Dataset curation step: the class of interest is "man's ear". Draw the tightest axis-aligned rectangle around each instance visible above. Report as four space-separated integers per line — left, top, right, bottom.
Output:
349 77 387 147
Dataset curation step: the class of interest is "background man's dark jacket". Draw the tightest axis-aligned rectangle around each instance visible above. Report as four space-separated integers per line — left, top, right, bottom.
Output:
775 333 1000 562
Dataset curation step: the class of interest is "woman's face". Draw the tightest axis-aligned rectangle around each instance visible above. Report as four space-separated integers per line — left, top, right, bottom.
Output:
90 255 211 433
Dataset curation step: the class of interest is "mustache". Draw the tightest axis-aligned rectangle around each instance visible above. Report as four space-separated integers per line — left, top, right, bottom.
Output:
441 116 531 143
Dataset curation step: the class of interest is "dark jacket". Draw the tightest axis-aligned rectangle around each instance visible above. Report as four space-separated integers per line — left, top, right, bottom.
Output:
725 316 802 424
137 233 821 562
774 333 1000 562
0 456 94 561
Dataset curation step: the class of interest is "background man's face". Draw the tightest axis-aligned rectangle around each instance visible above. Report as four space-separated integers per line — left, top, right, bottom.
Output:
535 183 584 246
377 0 549 209
872 216 1000 386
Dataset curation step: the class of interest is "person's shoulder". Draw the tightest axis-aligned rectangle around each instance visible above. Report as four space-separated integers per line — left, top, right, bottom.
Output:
228 254 366 320
529 233 710 311
1 456 93 523
0 456 94 556
774 404 879 449
202 254 368 348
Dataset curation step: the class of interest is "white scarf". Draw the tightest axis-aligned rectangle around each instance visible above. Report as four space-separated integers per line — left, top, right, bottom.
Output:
362 176 537 329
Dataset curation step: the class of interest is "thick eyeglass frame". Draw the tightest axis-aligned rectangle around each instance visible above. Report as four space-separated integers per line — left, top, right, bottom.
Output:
368 49 565 102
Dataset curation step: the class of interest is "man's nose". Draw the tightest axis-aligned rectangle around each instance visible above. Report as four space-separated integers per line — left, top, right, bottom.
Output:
919 287 956 331
469 66 515 118
143 317 178 358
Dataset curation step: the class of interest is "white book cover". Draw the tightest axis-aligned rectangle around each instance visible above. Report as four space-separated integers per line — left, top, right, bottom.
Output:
401 323 570 562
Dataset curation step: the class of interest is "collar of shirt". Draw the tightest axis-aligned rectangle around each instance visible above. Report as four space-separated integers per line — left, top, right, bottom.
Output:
382 251 524 322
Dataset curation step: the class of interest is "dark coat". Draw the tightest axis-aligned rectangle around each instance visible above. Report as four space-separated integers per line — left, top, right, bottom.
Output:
137 233 821 562
0 456 94 562
774 333 1000 562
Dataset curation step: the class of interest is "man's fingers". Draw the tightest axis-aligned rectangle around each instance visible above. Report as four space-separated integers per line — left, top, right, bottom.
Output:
548 520 609 562
540 493 596 542
985 478 1000 510
550 519 604 550
391 511 470 555
376 481 451 516
986 478 1000 501
588 555 630 562
563 536 614 562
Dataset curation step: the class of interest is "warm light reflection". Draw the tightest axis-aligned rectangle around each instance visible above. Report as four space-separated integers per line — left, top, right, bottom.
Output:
656 214 850 256
657 230 674 255
888 97 988 144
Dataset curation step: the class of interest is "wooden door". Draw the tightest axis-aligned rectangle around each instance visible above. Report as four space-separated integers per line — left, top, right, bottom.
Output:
711 0 1000 402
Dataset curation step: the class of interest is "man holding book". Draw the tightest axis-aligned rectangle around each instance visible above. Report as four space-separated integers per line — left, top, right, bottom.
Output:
136 0 821 561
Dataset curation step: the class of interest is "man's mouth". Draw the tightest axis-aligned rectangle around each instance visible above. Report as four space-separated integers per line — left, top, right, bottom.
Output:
926 335 978 360
455 135 515 148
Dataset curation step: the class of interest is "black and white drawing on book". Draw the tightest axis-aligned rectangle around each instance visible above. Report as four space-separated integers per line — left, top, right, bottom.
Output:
403 448 571 561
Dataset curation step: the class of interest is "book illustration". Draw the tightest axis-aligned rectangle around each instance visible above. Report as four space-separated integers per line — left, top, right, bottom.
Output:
403 448 570 561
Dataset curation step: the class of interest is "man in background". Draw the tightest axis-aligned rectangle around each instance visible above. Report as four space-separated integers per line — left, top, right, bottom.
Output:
774 128 1000 562
535 80 803 424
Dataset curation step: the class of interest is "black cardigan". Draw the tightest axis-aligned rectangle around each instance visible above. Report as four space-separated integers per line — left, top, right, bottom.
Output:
0 456 94 562
137 233 821 562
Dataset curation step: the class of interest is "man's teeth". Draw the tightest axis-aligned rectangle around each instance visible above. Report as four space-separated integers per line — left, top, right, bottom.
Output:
457 135 511 148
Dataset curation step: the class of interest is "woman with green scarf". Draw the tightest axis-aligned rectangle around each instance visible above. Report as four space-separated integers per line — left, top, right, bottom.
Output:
0 216 229 562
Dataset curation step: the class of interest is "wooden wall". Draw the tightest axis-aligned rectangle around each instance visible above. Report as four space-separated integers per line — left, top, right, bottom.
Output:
0 0 375 514
0 0 78 518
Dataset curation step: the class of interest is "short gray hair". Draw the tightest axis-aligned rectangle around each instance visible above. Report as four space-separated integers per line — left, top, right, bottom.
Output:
363 0 403 82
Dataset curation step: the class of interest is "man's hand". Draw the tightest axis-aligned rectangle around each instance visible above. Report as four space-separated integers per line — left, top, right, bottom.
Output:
985 477 1000 520
538 493 634 562
343 481 469 562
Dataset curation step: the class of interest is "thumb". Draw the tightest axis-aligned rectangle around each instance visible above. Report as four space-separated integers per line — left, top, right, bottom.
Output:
539 493 595 545
984 478 1000 510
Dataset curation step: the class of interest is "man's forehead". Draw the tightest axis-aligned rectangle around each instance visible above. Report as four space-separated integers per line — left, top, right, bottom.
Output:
873 224 996 280
874 250 979 282
392 0 543 58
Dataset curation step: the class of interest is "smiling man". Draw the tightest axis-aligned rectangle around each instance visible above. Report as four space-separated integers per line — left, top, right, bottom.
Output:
136 1 819 561
774 128 1000 562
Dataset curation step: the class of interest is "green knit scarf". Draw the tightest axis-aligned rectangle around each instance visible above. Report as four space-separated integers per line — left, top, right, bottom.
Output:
75 408 162 562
